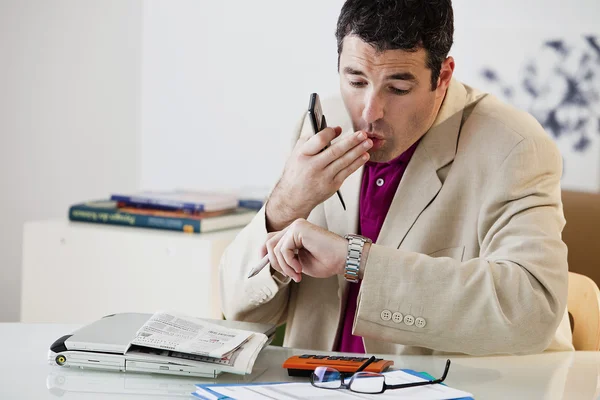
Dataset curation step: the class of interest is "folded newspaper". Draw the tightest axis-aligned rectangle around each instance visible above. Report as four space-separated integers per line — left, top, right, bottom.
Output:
125 311 268 375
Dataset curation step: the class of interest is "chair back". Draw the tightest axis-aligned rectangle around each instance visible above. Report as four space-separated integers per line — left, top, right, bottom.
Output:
568 272 600 350
562 190 600 287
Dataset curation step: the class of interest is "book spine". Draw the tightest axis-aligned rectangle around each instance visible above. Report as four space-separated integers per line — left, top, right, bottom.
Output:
238 199 264 210
110 195 204 213
69 206 202 233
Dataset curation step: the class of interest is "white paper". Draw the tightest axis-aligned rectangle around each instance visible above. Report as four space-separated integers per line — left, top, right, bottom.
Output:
197 369 473 400
193 388 220 400
130 311 253 359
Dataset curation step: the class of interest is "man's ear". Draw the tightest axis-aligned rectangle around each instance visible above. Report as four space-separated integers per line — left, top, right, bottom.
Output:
436 56 455 94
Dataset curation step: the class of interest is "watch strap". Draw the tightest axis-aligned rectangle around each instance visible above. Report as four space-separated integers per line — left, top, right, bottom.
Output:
343 234 372 283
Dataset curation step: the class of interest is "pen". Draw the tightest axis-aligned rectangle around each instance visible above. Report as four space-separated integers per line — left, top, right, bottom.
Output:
336 190 346 210
247 254 270 278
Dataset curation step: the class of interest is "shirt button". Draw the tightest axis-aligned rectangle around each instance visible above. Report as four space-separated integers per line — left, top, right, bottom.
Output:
380 310 392 321
376 178 385 187
415 317 427 328
392 312 404 324
403 315 415 326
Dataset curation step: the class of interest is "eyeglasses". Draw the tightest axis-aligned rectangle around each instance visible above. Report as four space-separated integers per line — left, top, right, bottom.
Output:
310 356 451 395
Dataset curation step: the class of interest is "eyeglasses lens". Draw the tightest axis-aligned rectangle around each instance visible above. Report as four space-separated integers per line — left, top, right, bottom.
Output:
312 367 343 389
350 372 386 394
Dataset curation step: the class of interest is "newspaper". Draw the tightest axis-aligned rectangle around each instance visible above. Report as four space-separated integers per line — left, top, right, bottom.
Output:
126 332 267 375
125 311 268 375
130 311 253 358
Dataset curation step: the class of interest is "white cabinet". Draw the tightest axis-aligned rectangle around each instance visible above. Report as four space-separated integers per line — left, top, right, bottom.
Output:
21 220 240 323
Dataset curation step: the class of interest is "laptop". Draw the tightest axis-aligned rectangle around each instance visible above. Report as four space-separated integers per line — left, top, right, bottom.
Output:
48 313 276 378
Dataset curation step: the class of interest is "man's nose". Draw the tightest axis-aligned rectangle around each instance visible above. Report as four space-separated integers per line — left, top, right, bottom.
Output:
362 93 385 125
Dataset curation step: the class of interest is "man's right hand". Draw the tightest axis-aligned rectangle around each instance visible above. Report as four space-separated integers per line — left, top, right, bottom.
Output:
266 126 372 232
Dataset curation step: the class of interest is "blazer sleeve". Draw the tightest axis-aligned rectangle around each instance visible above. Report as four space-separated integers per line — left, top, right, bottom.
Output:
353 134 569 355
219 111 327 325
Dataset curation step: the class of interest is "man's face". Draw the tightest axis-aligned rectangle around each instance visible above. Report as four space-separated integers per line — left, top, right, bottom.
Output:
339 35 449 162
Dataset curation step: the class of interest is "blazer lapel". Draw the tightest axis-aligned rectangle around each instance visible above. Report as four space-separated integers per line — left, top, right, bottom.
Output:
376 149 442 248
336 164 363 235
377 79 469 249
345 166 363 225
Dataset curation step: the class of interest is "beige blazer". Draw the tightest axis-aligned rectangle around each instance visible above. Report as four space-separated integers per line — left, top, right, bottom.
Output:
219 79 574 355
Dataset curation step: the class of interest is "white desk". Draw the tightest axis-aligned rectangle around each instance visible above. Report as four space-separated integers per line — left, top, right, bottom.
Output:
1 323 599 399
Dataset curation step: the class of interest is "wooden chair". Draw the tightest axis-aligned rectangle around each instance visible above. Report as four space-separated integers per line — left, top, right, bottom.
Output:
562 190 600 287
568 272 600 350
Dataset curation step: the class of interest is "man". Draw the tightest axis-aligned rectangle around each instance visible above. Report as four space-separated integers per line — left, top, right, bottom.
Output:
219 0 573 355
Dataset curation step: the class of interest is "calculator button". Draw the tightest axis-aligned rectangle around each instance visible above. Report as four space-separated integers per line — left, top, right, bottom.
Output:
313 355 328 359
299 354 312 358
327 356 341 360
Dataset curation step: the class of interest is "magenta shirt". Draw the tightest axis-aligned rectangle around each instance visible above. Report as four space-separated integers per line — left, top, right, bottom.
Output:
336 141 419 353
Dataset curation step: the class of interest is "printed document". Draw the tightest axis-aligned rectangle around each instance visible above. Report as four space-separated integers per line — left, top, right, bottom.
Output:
194 369 473 400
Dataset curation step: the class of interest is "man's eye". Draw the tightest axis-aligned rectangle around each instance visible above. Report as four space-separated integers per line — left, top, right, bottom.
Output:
390 87 410 95
349 81 366 88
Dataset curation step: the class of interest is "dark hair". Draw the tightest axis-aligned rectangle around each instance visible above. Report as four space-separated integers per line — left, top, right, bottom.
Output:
335 0 454 90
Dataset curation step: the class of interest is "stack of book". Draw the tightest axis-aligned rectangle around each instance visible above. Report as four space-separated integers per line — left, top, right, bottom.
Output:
69 190 266 234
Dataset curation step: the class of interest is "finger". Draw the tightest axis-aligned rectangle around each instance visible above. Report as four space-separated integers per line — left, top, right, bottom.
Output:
334 151 370 184
326 136 372 176
301 126 342 156
265 231 286 275
279 228 302 276
280 230 303 278
333 126 343 137
316 130 370 169
260 232 281 258
274 232 301 282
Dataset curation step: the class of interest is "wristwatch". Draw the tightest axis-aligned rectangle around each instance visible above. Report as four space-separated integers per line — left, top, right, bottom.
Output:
343 234 372 283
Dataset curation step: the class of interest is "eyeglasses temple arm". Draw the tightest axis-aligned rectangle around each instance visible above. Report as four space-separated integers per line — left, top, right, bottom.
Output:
384 359 452 390
439 359 451 381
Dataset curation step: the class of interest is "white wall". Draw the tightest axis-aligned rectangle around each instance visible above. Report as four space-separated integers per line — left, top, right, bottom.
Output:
141 0 346 192
141 0 600 192
0 0 142 321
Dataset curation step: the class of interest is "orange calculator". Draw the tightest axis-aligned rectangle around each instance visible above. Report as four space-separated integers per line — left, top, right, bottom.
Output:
283 354 394 377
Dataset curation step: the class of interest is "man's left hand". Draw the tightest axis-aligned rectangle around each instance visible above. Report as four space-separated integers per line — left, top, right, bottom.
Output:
260 219 347 283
